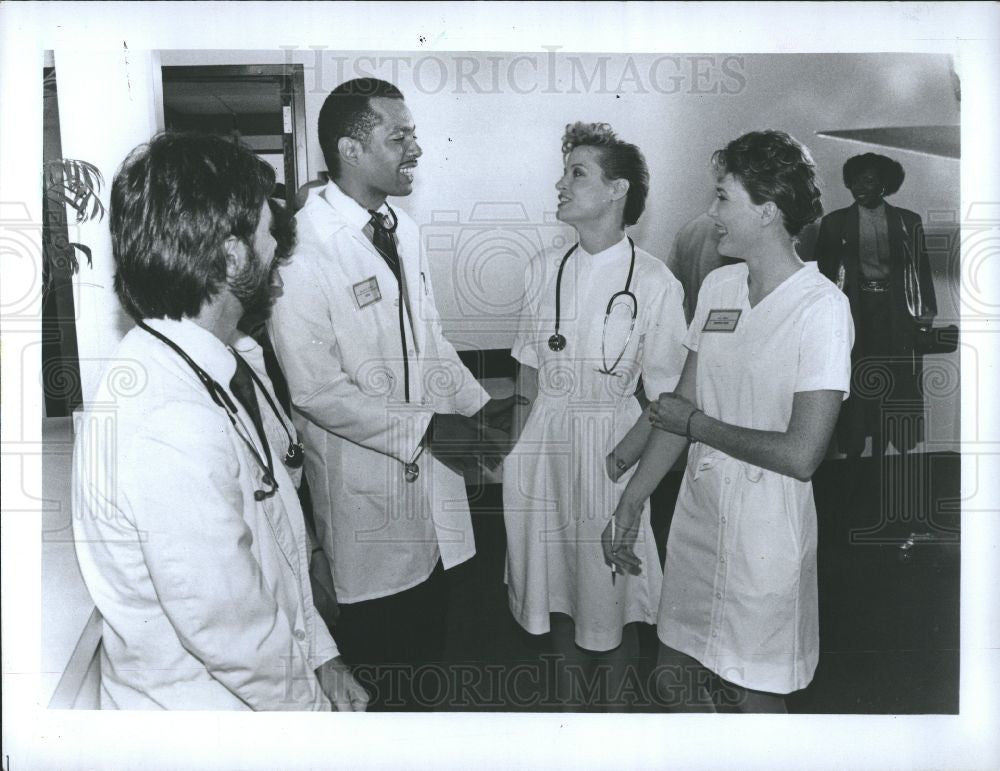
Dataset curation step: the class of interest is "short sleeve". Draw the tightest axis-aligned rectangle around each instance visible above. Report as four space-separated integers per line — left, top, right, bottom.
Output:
795 291 854 399
510 254 548 368
640 265 688 398
684 269 718 353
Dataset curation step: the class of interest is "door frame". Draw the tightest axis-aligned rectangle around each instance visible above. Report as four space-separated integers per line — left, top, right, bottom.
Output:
160 64 308 194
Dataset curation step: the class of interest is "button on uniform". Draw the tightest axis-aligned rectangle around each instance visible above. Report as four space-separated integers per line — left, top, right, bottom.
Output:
293 629 306 641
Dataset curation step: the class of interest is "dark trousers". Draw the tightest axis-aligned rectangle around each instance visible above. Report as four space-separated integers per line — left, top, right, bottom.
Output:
334 561 449 711
840 291 925 455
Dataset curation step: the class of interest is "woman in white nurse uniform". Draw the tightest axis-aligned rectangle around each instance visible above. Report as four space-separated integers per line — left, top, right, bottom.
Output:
606 131 853 712
503 122 687 709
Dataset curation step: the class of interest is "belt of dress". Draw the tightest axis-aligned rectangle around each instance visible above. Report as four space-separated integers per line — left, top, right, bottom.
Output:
859 278 890 293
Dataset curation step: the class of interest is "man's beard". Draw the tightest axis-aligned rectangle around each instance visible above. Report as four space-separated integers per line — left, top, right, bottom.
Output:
231 244 277 333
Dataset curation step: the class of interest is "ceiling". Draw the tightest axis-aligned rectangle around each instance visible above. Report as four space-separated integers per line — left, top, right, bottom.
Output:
161 79 281 116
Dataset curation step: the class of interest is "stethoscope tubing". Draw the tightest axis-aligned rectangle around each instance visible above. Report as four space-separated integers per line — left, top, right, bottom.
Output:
550 236 638 375
137 322 289 499
233 350 304 469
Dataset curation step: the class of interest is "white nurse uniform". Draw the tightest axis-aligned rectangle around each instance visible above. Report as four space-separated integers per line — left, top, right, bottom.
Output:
504 236 687 651
658 261 853 693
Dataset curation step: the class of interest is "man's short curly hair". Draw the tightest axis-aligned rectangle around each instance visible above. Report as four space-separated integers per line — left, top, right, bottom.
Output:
562 122 649 227
318 78 405 180
842 153 905 197
711 130 823 237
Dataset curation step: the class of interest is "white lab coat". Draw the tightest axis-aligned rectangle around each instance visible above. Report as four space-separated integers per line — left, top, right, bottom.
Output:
72 318 337 710
658 263 853 693
268 182 489 604
503 237 687 651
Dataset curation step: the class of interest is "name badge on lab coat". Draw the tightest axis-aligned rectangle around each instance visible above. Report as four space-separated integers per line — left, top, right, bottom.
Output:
353 276 382 308
703 308 742 332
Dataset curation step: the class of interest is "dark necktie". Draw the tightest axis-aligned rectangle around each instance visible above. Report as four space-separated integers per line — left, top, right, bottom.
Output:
229 353 267 451
368 210 401 282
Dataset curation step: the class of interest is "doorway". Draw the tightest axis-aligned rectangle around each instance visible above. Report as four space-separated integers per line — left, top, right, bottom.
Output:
160 64 308 201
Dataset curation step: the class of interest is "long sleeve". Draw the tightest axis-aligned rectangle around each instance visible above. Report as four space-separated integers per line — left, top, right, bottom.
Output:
117 401 323 711
911 216 937 321
268 246 431 464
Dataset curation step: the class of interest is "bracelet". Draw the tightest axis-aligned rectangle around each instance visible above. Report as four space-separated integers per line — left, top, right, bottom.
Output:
685 409 700 441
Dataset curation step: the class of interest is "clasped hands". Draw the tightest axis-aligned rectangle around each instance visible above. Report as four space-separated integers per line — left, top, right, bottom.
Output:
647 391 699 436
426 395 527 475
601 393 700 576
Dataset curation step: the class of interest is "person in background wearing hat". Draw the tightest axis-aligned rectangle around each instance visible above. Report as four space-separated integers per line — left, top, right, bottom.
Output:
816 153 937 458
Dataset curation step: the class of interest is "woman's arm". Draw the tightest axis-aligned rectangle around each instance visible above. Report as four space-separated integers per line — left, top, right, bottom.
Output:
612 350 696 479
602 353 697 575
650 387 843 482
606 403 654 482
609 267 689 481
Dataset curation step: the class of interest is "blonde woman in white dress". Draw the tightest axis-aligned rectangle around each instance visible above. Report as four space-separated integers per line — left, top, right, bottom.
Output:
503 122 687 710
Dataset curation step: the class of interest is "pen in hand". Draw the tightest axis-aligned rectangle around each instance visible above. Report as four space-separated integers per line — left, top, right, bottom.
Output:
610 517 617 585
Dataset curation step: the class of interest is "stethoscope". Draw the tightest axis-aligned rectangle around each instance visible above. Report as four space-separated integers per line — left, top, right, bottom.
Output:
548 236 638 377
138 322 304 501
370 204 423 482
369 204 417 404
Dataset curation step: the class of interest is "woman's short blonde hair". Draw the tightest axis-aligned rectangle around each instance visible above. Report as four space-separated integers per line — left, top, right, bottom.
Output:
562 122 649 227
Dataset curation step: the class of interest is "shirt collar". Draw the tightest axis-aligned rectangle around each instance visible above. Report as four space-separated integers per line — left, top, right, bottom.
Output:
577 234 630 262
320 180 388 232
142 317 237 386
858 202 886 219
230 331 265 371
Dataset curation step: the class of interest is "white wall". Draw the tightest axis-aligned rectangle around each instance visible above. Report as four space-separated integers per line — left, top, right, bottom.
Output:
56 49 165 404
160 49 960 336
158 49 961 449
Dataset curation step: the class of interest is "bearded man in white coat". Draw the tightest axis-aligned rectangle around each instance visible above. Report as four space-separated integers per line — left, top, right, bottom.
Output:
268 78 515 711
72 132 367 710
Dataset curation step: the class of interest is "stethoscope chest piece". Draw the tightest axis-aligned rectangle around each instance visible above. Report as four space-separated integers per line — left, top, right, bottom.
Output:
404 462 420 483
284 441 305 469
549 237 638 377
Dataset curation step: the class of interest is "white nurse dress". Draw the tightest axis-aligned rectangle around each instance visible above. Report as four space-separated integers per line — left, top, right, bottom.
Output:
504 236 687 651
658 262 853 693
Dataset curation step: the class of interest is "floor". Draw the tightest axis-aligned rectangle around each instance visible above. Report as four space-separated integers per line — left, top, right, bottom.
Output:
425 452 961 713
